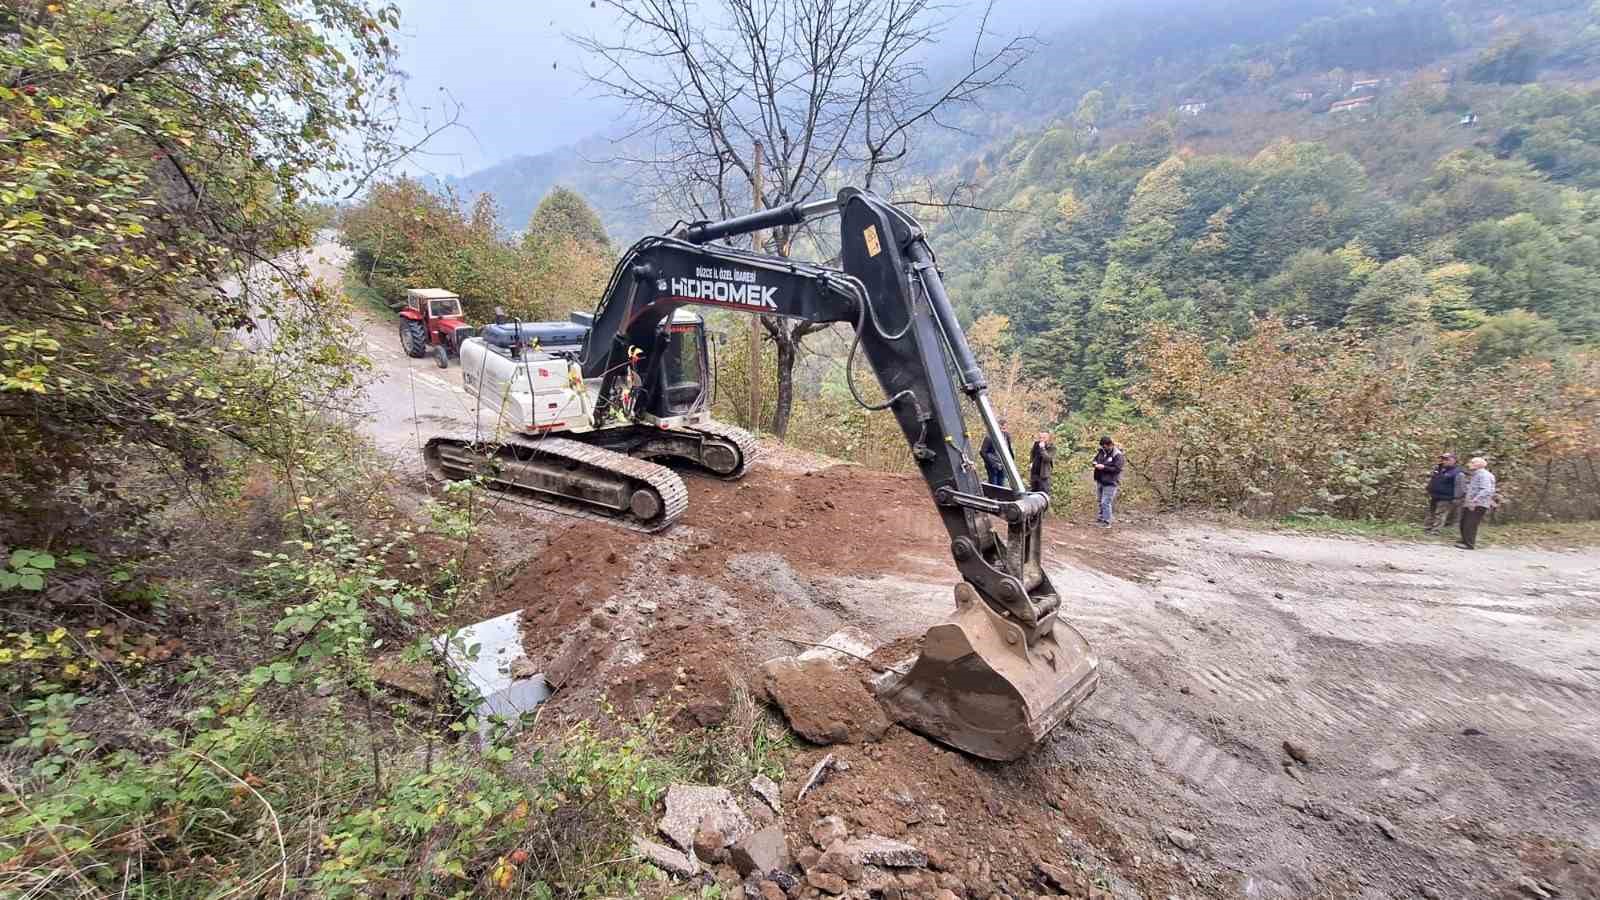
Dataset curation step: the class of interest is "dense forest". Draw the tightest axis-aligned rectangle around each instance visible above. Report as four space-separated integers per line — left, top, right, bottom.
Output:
906 1 1600 520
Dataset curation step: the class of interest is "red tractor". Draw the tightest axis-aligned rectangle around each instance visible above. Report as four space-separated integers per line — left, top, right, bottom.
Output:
397 288 475 368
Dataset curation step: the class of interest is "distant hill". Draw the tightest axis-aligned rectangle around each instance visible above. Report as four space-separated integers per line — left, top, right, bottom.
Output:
425 133 660 242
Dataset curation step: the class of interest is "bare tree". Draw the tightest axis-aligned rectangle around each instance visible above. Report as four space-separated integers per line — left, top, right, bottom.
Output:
574 0 1034 437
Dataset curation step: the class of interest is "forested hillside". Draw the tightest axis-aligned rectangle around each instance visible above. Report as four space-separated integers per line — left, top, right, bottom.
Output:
932 0 1600 414
426 133 655 241
771 0 1600 522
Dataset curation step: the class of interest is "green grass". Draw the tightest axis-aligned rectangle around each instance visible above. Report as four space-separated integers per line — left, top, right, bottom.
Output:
342 267 395 320
1274 513 1600 548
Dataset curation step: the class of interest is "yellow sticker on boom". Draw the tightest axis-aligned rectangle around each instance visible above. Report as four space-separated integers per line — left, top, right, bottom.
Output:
863 224 882 257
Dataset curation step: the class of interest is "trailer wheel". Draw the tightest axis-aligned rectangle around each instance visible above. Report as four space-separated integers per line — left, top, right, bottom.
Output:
399 319 427 358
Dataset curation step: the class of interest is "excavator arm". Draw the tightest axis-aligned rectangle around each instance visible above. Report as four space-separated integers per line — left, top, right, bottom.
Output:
578 189 1100 760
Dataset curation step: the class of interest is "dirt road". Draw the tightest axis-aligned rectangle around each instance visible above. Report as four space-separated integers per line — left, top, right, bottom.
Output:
332 245 1598 898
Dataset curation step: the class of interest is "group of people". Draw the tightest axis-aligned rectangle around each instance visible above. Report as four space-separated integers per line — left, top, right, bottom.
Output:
1425 452 1498 550
979 425 1124 527
980 425 1499 548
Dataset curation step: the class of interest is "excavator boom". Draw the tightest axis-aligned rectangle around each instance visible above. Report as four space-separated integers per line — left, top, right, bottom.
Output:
570 189 1100 759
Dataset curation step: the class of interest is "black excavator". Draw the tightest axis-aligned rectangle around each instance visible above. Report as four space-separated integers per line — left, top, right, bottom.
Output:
424 188 1100 760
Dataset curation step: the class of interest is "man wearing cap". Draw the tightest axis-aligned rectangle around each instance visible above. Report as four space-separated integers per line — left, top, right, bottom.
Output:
1424 452 1465 535
1091 435 1124 527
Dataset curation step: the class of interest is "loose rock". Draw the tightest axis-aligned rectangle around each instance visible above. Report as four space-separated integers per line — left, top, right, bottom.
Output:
694 815 728 864
1036 861 1082 892
807 870 849 895
817 840 865 882
1374 816 1399 841
810 814 848 848
843 835 927 868
796 846 821 871
659 784 752 853
632 835 698 878
1517 875 1553 898
761 655 889 745
730 825 791 878
1282 740 1311 765
1166 827 1198 852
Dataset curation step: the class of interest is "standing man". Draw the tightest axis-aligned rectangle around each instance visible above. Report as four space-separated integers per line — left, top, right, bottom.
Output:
1028 431 1056 495
981 420 1014 487
1092 435 1124 527
1424 452 1465 535
1457 456 1496 550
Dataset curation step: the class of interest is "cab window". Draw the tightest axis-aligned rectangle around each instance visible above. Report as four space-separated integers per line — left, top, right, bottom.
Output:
429 298 461 318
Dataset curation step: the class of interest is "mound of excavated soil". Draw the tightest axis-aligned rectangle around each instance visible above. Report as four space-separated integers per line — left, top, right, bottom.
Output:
485 459 947 727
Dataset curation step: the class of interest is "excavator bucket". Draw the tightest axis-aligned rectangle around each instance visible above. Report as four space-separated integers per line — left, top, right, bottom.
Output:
876 583 1100 761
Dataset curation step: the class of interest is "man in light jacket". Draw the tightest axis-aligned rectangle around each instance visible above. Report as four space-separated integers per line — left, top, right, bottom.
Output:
1457 456 1496 550
1424 452 1465 535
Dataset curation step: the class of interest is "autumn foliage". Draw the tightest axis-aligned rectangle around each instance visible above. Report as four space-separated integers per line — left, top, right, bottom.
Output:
1115 319 1599 521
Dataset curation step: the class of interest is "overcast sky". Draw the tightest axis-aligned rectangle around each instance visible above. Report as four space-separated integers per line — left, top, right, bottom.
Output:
388 0 1079 178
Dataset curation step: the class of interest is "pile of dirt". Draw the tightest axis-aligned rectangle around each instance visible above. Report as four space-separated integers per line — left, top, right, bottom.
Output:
485 458 950 733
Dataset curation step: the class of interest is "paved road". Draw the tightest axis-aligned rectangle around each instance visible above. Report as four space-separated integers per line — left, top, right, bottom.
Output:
301 242 481 458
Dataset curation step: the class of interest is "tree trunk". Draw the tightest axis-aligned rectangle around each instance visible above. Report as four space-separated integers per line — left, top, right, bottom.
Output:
771 326 796 437
763 315 828 438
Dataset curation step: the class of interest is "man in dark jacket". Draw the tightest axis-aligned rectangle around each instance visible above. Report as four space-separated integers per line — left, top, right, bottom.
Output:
980 421 1014 487
1092 435 1124 527
1424 451 1465 535
1028 432 1056 495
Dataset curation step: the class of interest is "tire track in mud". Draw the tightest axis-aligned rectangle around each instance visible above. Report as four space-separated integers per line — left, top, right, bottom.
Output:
1072 672 1256 798
1185 650 1598 738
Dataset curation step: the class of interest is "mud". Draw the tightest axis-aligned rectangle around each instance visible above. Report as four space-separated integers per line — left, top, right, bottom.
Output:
347 256 1600 898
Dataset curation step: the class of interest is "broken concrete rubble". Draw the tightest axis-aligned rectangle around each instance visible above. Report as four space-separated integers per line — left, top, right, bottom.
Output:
730 824 791 877
658 784 752 854
749 773 782 814
632 835 698 878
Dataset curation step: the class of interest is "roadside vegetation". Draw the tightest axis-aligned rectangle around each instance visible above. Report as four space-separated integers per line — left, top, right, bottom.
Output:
0 3 783 897
339 179 614 323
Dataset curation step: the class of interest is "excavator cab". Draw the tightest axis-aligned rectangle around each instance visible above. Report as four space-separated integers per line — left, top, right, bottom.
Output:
640 310 711 420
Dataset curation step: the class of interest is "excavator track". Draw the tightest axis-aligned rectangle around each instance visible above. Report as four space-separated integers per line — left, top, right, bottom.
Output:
679 420 760 479
423 434 688 533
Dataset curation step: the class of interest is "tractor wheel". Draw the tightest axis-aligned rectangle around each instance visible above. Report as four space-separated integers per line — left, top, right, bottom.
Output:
399 318 426 358
433 344 449 369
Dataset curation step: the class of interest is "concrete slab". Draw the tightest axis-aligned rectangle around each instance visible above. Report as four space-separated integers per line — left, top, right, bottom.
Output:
433 610 550 740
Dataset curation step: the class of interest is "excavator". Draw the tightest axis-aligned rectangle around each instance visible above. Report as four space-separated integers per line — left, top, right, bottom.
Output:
423 188 1099 761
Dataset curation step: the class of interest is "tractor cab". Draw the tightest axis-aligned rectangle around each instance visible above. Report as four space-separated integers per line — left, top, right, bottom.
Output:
399 288 474 366
639 309 712 422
